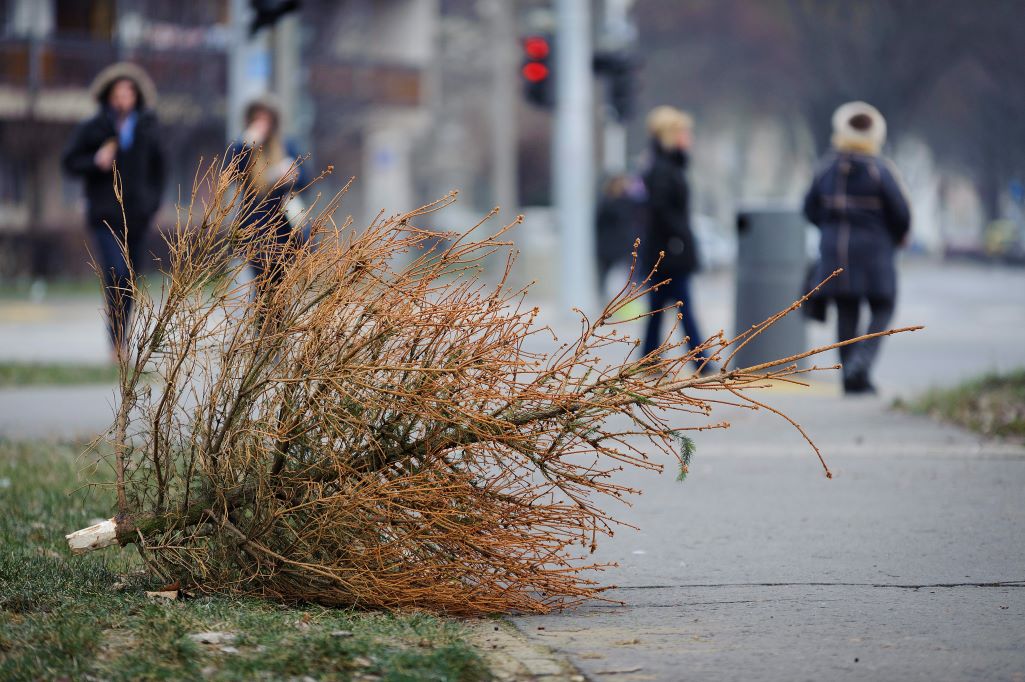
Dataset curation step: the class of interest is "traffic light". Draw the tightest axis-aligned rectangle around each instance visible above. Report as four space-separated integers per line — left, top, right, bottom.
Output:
609 63 636 121
593 51 639 122
521 34 554 108
250 0 300 36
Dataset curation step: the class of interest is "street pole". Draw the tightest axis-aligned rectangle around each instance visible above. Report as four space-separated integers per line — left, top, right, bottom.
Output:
227 0 271 140
487 0 519 277
554 0 597 314
603 122 626 175
600 0 635 175
270 13 301 134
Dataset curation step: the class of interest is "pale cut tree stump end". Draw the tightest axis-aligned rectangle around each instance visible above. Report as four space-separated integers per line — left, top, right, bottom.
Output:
66 518 118 554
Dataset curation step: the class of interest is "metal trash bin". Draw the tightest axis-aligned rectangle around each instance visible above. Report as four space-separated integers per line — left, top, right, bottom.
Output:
732 207 808 370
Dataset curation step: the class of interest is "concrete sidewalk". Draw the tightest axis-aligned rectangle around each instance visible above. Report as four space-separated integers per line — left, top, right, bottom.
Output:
507 260 1025 681
0 293 116 439
0 385 118 440
512 393 1025 681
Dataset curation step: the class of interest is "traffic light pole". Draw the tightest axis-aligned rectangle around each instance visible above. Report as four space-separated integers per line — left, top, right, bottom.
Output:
600 0 634 175
554 0 598 315
270 12 300 134
489 0 519 232
227 0 271 139
603 120 627 174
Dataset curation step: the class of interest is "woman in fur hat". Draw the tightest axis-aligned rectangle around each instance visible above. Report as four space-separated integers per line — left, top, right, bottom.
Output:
641 105 712 371
803 101 911 394
62 62 166 359
227 96 309 302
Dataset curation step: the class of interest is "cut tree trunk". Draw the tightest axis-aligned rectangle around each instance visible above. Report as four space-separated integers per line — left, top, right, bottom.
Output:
66 519 118 554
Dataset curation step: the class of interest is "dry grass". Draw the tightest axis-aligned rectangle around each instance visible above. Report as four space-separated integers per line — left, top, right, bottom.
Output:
903 369 1025 440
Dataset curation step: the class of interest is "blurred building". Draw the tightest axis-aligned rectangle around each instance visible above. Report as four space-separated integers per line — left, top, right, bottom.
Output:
0 0 230 276
0 0 437 278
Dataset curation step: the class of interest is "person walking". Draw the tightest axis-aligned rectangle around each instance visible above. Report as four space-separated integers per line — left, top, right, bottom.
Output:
227 96 309 304
641 106 711 371
62 62 165 359
803 101 911 394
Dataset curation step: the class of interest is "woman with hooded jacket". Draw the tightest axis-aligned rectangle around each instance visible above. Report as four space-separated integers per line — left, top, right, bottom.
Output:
62 62 166 358
641 106 711 371
803 101 911 394
227 96 309 300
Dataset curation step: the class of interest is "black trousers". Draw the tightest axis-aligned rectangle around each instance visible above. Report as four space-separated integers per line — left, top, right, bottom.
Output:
90 215 151 352
834 295 895 382
642 273 709 364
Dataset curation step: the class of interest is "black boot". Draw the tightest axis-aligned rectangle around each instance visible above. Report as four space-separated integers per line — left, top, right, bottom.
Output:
843 371 876 395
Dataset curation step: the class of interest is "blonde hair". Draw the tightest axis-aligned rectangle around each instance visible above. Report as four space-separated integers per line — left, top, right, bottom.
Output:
646 106 693 149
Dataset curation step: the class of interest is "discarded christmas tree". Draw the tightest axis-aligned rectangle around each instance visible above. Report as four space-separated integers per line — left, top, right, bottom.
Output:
66 157 917 615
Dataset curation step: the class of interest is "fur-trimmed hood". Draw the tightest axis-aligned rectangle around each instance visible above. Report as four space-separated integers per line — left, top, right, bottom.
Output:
831 101 886 155
90 62 158 110
244 93 284 123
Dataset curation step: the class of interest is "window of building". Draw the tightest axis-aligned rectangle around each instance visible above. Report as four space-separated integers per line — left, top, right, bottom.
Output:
54 0 115 40
143 0 229 26
0 0 10 37
0 154 25 204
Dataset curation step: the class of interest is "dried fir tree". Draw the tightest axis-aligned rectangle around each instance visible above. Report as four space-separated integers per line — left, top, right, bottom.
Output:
66 157 918 615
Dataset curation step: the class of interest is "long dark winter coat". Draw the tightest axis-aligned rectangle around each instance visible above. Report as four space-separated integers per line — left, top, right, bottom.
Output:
61 63 166 225
642 143 700 277
803 151 910 300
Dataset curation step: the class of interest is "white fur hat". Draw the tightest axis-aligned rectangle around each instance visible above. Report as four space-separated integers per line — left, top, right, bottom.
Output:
90 62 158 110
831 101 887 153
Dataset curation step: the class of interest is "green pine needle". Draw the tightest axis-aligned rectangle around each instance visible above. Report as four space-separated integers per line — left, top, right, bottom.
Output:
671 432 696 482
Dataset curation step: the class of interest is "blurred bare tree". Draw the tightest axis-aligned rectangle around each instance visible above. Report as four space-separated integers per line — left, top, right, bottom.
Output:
635 0 1025 221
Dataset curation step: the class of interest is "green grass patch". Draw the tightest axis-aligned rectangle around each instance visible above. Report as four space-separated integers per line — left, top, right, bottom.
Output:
0 278 99 300
0 362 120 387
0 440 490 681
901 369 1025 440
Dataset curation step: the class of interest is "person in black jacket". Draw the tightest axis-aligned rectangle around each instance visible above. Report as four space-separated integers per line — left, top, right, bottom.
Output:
641 106 710 370
803 101 911 394
62 62 165 359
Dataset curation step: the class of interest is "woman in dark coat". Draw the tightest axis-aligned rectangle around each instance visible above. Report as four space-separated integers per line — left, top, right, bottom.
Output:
227 96 309 302
62 62 165 358
803 101 911 394
641 106 710 370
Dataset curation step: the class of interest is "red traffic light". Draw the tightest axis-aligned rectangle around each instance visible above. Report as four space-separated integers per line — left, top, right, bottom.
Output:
521 33 554 107
523 36 550 60
522 62 549 83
